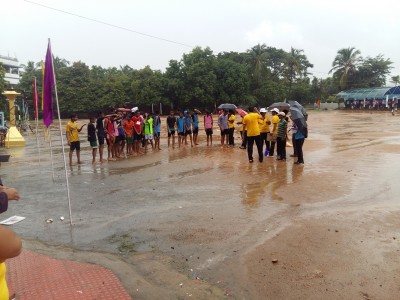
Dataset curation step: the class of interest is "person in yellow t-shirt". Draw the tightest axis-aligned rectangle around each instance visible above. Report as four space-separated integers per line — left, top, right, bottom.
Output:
268 108 280 157
66 114 86 166
242 107 263 163
259 108 271 156
228 110 236 146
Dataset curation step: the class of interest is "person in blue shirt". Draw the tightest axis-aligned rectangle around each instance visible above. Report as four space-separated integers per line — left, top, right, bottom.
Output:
293 125 306 164
184 112 193 147
176 111 185 148
153 111 161 150
192 109 200 145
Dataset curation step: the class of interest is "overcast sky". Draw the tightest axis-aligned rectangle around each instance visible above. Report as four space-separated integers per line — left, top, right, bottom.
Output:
2 0 400 83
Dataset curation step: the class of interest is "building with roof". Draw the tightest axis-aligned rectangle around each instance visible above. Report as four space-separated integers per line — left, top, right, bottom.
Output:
0 55 22 89
336 86 400 109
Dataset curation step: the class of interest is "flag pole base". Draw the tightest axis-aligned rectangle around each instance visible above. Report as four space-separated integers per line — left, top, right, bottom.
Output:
5 127 26 147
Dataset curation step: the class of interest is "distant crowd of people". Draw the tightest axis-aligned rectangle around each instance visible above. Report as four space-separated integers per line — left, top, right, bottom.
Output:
65 107 306 166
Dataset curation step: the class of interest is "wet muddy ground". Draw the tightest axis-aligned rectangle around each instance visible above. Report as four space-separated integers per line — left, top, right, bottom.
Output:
1 110 400 299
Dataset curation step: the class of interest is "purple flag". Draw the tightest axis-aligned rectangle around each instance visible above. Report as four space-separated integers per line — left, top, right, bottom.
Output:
43 40 55 127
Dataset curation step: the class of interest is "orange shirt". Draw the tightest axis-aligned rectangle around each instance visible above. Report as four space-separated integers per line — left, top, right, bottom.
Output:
123 120 134 137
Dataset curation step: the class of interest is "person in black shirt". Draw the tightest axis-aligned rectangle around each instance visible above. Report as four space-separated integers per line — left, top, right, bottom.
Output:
88 116 98 164
96 112 106 162
166 110 177 148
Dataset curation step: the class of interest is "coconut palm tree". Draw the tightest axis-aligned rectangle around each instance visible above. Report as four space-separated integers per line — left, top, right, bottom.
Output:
284 47 313 98
391 75 400 87
245 44 269 83
330 47 362 90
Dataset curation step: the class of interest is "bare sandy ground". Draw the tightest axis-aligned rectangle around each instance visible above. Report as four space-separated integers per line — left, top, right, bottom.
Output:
2 110 400 299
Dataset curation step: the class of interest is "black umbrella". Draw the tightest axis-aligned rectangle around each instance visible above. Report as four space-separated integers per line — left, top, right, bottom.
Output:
288 100 308 121
218 103 237 110
268 102 290 112
290 106 308 137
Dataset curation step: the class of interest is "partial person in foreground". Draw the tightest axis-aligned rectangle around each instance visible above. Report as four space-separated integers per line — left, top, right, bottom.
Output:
0 178 22 300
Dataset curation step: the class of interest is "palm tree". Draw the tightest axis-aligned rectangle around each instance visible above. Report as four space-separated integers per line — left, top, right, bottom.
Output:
391 75 400 87
285 47 313 99
245 44 269 83
330 47 362 90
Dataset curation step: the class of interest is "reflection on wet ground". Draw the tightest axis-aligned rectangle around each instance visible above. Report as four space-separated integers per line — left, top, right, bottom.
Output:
2 111 400 298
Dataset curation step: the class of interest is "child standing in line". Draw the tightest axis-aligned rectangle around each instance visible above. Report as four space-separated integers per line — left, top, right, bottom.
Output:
204 110 213 146
87 116 98 164
154 111 162 150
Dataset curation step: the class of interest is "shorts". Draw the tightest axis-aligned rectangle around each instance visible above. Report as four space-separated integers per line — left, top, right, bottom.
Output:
221 129 229 136
145 134 153 140
168 129 175 137
154 132 160 138
126 137 133 144
116 135 125 142
185 129 192 135
205 128 213 136
193 127 199 134
70 141 80 151
133 132 142 141
97 134 105 145
178 131 185 136
90 140 98 149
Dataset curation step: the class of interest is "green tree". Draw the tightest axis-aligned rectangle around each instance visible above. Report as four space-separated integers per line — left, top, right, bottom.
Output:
130 66 166 107
245 44 269 84
329 47 362 90
164 59 184 109
180 47 217 109
283 47 313 99
390 75 400 86
214 57 249 105
355 55 392 87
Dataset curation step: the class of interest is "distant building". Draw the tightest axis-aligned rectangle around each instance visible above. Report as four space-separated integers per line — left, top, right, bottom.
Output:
0 55 22 89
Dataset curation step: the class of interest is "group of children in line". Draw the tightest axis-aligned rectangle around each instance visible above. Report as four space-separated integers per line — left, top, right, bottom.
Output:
65 107 306 166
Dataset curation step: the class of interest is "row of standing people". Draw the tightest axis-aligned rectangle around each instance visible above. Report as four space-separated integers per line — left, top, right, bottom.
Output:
65 107 306 165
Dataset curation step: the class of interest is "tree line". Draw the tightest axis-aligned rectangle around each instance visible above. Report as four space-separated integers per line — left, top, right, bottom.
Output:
0 45 397 116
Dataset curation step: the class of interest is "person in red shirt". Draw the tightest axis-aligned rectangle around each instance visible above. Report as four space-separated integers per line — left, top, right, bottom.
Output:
131 111 144 155
123 114 135 156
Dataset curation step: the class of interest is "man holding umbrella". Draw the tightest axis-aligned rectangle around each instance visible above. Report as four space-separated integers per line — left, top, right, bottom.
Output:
290 106 308 165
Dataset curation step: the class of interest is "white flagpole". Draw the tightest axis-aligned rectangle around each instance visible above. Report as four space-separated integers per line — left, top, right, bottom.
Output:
35 117 41 166
48 129 55 181
48 38 73 225
34 77 41 167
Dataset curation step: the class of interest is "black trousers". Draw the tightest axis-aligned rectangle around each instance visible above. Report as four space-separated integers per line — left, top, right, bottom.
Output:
247 135 263 162
228 128 235 145
276 137 286 159
294 138 304 163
